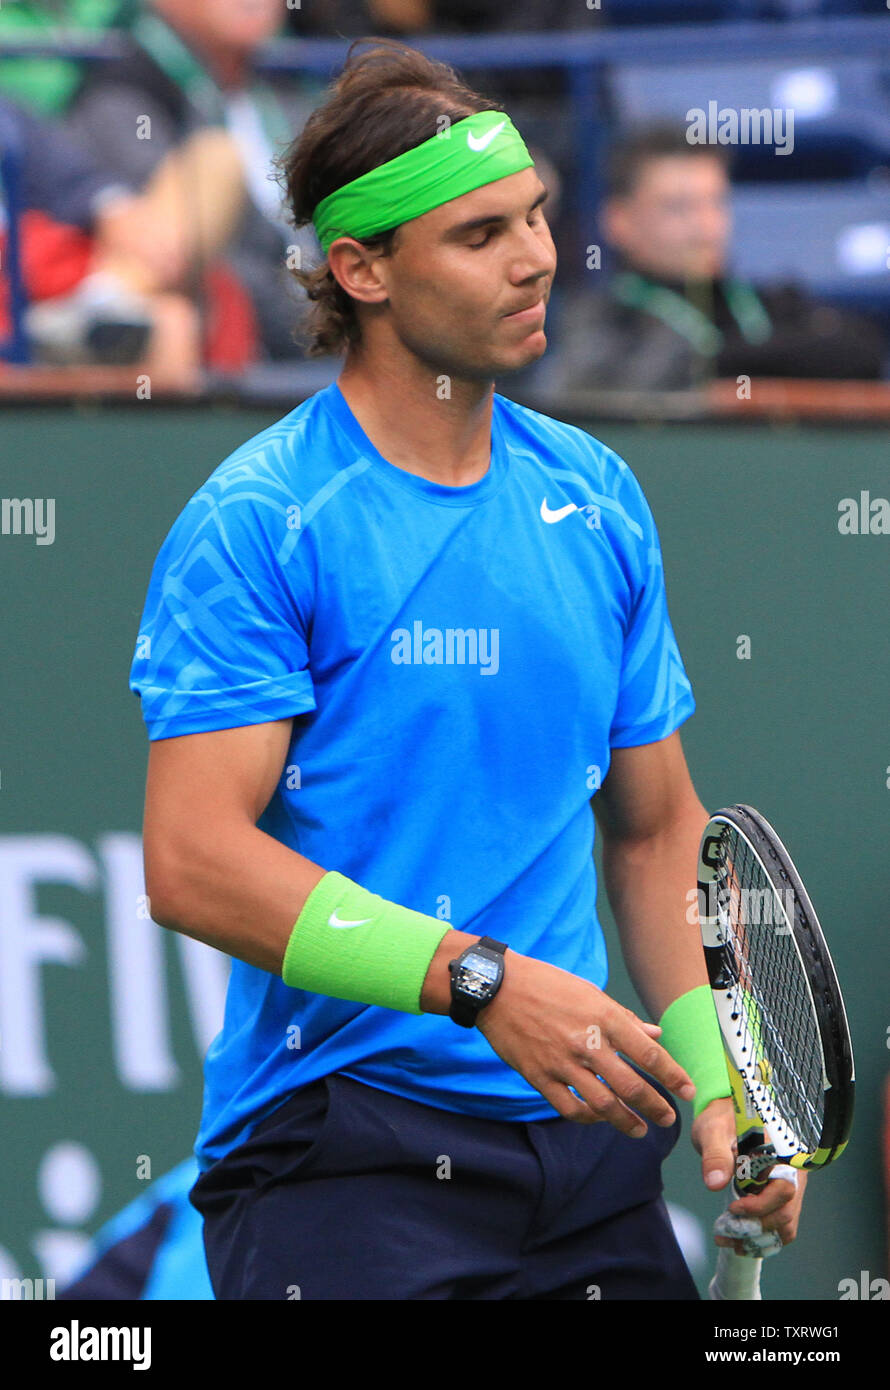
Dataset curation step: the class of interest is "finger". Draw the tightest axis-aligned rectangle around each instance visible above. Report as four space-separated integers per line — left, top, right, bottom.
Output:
715 1206 785 1258
584 1051 678 1128
730 1180 798 1218
740 1228 785 1258
617 1006 662 1041
699 1136 735 1192
537 1081 603 1125
714 1235 750 1255
690 1098 736 1184
722 1237 771 1257
724 1207 797 1252
714 1229 761 1257
692 1101 736 1181
766 1164 800 1189
567 1072 650 1139
608 1018 696 1103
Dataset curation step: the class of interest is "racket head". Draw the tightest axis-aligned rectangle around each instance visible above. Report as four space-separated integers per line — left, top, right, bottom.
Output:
698 804 854 1173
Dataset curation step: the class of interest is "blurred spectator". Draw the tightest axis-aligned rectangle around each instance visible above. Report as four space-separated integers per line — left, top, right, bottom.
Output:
550 126 886 393
0 95 203 380
0 0 134 118
285 1 586 150
285 0 582 35
67 0 326 366
287 0 432 33
425 0 592 33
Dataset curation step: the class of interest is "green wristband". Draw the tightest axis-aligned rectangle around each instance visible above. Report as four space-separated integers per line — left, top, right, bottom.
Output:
282 871 451 1014
657 985 733 1118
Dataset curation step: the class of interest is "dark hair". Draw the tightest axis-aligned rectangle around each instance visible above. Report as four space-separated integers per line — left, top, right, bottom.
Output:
606 123 731 199
275 39 502 357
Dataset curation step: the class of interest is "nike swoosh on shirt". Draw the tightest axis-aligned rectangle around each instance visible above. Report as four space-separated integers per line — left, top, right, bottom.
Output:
328 912 373 928
540 500 579 524
467 121 506 152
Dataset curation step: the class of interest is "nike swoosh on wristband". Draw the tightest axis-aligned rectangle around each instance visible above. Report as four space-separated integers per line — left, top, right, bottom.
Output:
467 121 506 152
328 911 373 928
540 500 579 524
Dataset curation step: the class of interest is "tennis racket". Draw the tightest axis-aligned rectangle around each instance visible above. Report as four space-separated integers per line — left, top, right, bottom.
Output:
697 804 854 1301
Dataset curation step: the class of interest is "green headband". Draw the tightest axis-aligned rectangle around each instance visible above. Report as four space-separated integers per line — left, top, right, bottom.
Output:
312 110 534 254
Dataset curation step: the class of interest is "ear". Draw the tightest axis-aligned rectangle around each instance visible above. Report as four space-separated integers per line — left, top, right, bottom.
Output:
327 239 391 308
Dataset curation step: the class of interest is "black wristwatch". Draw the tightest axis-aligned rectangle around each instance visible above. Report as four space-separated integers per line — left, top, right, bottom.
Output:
448 936 507 1028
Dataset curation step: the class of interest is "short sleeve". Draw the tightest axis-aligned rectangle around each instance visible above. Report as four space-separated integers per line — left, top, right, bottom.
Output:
609 478 695 748
129 481 316 741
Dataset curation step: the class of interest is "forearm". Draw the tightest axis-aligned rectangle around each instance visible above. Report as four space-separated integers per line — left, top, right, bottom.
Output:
145 816 329 973
146 815 480 1004
601 799 712 1021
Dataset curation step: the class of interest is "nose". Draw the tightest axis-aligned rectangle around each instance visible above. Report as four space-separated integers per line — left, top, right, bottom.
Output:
511 219 557 286
697 195 730 244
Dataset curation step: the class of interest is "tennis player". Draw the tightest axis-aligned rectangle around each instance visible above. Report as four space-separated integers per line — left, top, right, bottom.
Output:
130 40 805 1300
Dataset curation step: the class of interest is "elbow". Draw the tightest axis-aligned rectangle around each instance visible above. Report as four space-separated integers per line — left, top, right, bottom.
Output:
143 839 187 930
144 876 180 932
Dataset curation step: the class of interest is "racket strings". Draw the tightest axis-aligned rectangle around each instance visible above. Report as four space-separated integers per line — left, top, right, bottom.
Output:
716 827 823 1153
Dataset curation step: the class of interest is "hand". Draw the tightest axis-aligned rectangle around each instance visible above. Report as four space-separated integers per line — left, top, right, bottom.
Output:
692 1097 807 1251
95 196 189 291
718 1167 807 1254
475 951 696 1137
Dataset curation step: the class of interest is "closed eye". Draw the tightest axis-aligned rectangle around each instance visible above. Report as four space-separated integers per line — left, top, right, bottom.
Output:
469 209 546 250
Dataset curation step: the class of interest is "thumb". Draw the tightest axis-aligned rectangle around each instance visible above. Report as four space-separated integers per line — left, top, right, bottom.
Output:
701 1144 733 1192
692 1100 736 1191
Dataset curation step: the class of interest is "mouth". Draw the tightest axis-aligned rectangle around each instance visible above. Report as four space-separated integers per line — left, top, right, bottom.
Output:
504 295 547 323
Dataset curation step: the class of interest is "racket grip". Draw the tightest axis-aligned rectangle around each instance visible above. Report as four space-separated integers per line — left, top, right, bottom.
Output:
708 1245 763 1301
708 1183 764 1300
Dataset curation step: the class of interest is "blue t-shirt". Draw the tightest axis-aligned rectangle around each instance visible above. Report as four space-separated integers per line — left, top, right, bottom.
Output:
130 380 695 1170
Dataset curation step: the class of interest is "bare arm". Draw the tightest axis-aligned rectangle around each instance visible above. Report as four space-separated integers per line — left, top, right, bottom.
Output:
144 719 483 981
143 719 329 970
145 717 696 1136
592 729 712 1019
594 733 809 1232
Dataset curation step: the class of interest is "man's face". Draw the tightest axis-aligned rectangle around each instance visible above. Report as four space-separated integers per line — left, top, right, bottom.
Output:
157 0 283 52
604 155 731 282
368 166 558 381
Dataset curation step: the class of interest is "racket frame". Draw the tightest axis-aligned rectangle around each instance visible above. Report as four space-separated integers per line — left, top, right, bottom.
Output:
697 804 855 1300
698 803 854 1171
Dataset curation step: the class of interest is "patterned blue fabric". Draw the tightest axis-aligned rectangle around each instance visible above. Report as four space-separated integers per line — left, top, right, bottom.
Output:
130 381 695 1169
61 1159 213 1300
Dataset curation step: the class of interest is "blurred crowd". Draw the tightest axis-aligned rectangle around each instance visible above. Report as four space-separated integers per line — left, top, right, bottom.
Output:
0 0 887 394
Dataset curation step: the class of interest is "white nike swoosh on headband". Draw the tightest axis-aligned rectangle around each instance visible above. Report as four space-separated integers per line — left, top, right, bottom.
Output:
328 911 373 928
540 500 579 523
467 121 506 152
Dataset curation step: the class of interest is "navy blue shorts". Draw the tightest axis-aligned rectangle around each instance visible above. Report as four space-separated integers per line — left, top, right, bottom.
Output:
190 1071 699 1300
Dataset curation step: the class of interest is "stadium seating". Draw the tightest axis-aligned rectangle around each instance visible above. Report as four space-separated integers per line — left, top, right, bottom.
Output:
2 10 889 373
730 181 890 322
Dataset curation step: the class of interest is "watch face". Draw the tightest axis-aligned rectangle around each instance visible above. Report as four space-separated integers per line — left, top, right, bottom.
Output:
462 952 499 983
457 951 500 1002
